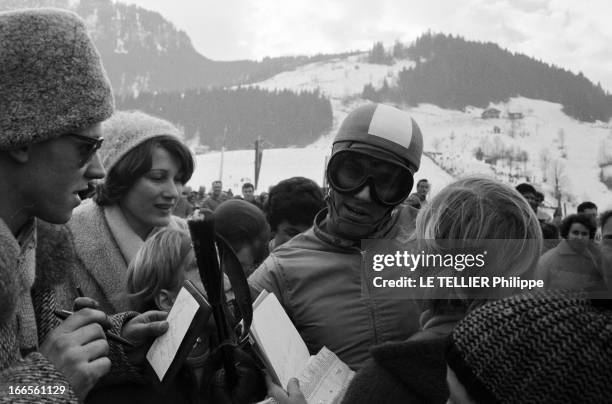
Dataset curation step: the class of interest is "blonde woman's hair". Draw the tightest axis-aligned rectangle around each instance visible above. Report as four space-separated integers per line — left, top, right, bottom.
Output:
414 176 543 312
126 228 193 312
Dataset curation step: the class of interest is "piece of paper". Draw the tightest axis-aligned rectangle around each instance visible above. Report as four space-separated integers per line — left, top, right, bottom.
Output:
146 287 200 381
298 347 355 404
251 292 311 388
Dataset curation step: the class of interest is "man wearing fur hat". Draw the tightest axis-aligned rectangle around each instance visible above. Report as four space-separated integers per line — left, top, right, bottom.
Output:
249 103 423 371
0 8 167 402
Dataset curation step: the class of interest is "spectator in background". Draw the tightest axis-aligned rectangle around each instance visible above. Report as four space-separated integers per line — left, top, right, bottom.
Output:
266 177 325 251
599 210 612 288
241 182 263 210
515 183 539 213
404 193 422 210
537 213 603 292
202 180 227 211
409 179 430 206
258 191 270 208
552 206 563 227
601 210 612 241
577 201 598 219
173 185 195 218
214 199 270 277
535 191 552 223
540 222 561 253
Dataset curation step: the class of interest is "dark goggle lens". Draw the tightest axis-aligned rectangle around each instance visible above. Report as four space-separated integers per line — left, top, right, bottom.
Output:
327 151 413 206
68 134 104 166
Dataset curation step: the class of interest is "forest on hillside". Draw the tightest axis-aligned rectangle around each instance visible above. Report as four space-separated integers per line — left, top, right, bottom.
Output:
117 87 333 149
364 33 612 122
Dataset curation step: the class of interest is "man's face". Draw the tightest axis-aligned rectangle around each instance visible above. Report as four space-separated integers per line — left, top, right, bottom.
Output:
583 208 597 219
242 186 254 201
416 181 430 199
273 220 310 248
23 123 105 224
212 182 222 196
522 192 539 212
328 155 402 239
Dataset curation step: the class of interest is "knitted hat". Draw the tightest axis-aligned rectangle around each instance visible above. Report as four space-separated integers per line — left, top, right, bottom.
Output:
100 110 183 173
332 103 423 171
447 291 612 403
0 8 114 150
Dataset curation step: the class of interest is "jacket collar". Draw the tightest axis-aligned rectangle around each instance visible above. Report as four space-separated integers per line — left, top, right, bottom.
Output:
69 200 130 312
313 206 412 249
371 336 451 400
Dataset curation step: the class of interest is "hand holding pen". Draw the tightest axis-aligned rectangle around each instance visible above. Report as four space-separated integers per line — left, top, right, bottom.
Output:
40 307 112 401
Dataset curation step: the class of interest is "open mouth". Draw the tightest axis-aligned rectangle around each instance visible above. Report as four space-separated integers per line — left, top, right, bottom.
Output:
155 204 174 211
76 183 95 200
345 204 368 217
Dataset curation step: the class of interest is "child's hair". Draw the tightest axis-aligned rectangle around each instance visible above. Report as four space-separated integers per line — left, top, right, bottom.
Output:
414 176 543 313
126 228 193 312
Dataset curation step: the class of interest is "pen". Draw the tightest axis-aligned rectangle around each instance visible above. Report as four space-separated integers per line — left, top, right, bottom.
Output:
53 309 136 348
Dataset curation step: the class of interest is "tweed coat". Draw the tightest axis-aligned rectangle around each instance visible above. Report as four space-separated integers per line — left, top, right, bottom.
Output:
56 199 187 314
0 219 137 403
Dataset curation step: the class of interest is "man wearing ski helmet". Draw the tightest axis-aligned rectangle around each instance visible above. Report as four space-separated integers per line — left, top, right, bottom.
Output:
249 104 423 371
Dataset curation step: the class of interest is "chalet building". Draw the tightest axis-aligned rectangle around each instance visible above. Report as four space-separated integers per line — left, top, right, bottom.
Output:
481 108 501 119
508 112 524 120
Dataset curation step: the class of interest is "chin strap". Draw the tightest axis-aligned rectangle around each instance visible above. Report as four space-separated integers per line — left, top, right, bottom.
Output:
326 189 396 241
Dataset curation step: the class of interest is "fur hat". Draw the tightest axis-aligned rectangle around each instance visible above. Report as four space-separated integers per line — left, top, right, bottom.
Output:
99 110 182 173
447 291 612 403
0 8 114 150
332 103 423 171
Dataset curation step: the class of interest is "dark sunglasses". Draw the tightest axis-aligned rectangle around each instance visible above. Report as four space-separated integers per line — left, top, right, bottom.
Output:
67 133 104 167
327 149 414 207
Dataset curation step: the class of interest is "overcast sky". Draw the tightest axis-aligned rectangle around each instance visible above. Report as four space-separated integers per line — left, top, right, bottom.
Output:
121 0 612 91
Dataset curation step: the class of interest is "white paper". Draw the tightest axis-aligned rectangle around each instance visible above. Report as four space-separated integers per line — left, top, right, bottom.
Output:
146 286 199 381
251 292 311 388
298 347 355 404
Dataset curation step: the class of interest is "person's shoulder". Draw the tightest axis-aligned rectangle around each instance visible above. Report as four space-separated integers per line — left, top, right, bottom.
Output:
0 219 19 326
69 198 103 226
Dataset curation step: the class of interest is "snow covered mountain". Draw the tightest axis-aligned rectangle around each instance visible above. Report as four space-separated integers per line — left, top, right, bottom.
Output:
191 52 612 212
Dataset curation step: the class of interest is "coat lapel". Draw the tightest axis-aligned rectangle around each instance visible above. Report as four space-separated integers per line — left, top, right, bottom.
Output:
68 200 130 312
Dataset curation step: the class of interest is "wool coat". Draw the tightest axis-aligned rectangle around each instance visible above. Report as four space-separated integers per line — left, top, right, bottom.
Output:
0 219 137 403
537 239 605 292
56 199 187 314
341 336 451 404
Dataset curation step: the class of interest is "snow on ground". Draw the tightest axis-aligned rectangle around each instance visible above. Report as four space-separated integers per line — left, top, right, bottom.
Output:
203 53 612 211
188 148 453 197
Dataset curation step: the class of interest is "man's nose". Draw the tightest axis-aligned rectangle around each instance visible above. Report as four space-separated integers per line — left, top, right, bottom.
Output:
354 185 372 202
85 152 105 180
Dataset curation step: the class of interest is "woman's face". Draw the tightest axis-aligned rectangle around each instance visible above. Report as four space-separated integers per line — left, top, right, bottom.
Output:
120 146 184 239
567 222 590 240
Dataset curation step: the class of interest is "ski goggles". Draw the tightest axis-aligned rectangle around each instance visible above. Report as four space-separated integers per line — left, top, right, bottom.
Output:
327 149 414 207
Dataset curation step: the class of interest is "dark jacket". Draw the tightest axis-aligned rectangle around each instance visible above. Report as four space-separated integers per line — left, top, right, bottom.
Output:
341 336 450 404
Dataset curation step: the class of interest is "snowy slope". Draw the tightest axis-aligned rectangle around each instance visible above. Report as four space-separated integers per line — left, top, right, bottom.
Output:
190 52 612 211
